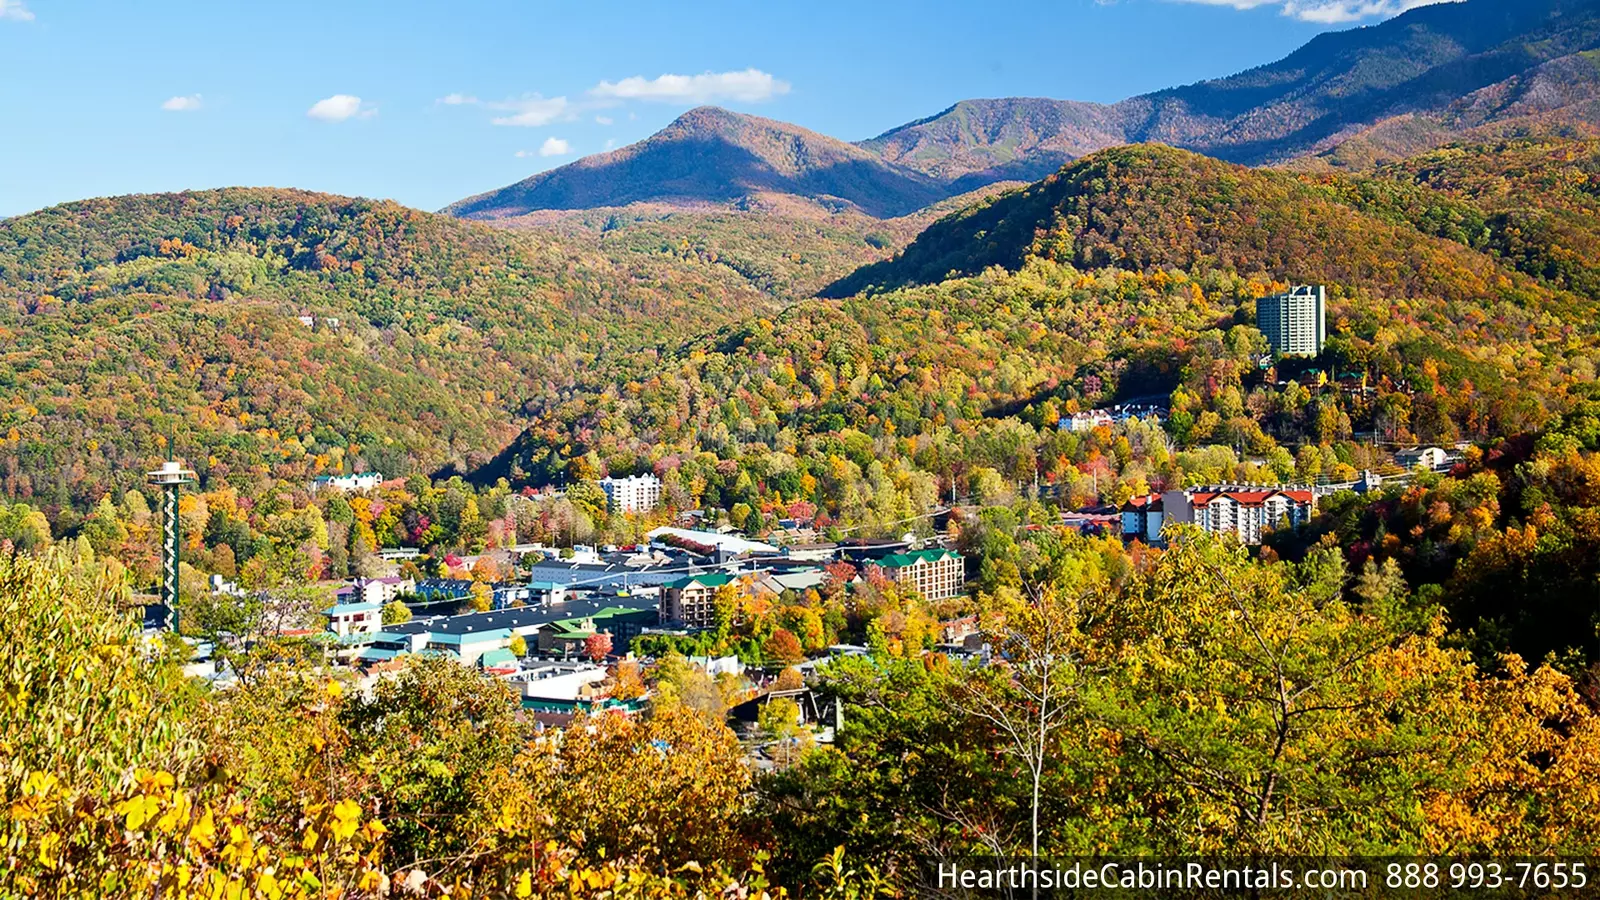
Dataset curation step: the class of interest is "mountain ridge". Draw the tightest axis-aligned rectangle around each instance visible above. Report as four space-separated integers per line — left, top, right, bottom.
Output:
446 0 1600 221
444 106 947 220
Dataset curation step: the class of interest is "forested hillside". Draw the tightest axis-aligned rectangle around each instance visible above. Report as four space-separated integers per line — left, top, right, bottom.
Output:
0 189 780 514
484 138 1600 544
497 183 1017 301
827 143 1566 303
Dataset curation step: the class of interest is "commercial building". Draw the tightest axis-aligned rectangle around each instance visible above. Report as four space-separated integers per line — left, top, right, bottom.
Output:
874 548 965 601
1161 485 1315 545
598 474 663 514
1257 285 1327 357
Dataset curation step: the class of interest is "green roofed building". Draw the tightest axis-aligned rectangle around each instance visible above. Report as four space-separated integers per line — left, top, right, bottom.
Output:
874 548 965 600
479 647 520 670
539 604 661 655
661 572 736 630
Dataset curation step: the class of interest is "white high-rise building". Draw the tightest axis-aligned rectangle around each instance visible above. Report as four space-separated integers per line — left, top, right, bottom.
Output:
1257 285 1327 357
598 474 663 514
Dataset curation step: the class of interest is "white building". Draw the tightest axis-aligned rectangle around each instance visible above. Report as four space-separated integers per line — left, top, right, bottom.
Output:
647 526 779 561
1257 285 1327 357
1161 485 1315 545
598 474 663 514
1064 410 1115 432
324 601 383 638
333 576 414 608
310 472 384 493
510 662 609 703
1395 446 1454 471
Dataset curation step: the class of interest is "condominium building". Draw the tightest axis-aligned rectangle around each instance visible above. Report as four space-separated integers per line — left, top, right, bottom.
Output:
875 548 965 601
1256 285 1327 357
598 474 663 514
1161 485 1315 545
660 572 736 629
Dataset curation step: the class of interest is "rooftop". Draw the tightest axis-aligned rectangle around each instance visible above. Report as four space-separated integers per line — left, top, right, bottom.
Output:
324 601 383 616
379 595 658 639
647 527 779 556
877 548 961 568
663 571 737 591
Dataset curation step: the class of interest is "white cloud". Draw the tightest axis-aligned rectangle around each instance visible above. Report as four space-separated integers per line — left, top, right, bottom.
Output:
161 94 203 112
490 95 570 127
1167 0 1458 23
307 94 375 122
538 137 571 157
589 68 790 104
0 0 34 21
604 139 616 150
438 92 575 127
594 115 614 125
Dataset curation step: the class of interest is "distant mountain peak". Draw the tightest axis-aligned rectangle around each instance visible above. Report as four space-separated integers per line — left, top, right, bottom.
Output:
444 104 944 220
447 0 1600 221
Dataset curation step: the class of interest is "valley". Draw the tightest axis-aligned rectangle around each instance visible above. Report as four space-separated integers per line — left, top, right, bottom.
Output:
9 0 1600 895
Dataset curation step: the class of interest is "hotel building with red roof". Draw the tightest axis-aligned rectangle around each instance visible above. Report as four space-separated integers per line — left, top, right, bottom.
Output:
1157 485 1316 545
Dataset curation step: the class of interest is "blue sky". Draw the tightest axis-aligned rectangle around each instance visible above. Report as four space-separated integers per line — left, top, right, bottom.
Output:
0 0 1451 217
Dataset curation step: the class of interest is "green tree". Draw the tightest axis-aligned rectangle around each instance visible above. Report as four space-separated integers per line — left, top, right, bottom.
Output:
337 656 523 866
758 696 806 769
381 599 412 625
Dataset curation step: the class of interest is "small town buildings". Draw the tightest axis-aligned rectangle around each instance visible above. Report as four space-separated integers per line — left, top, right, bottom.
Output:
309 472 384 493
1064 410 1115 432
1161 485 1316 545
874 548 965 601
353 596 657 667
1120 494 1165 543
598 473 663 514
331 576 415 608
1257 285 1327 357
660 572 736 629
492 583 531 609
689 655 745 677
1060 404 1168 434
